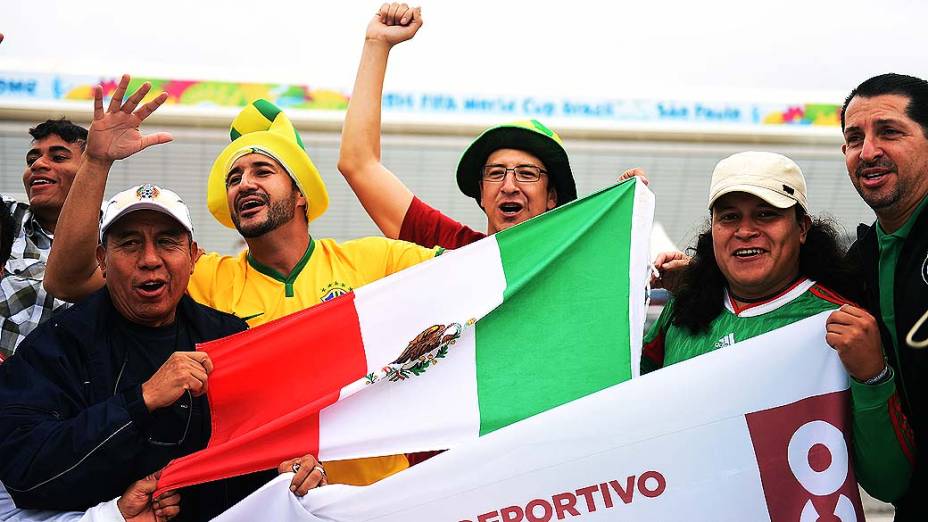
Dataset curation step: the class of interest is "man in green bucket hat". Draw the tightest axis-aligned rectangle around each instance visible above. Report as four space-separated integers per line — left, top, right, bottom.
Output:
338 3 577 250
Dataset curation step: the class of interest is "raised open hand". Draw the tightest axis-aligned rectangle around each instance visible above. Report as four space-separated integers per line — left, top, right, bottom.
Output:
86 74 173 163
366 3 423 46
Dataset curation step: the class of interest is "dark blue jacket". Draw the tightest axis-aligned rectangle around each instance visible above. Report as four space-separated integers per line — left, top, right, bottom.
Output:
0 288 263 516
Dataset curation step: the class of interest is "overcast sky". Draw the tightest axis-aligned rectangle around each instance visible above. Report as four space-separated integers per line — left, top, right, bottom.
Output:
2 0 925 104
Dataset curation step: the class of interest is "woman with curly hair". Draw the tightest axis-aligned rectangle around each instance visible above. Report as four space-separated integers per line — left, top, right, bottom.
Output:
640 151 913 505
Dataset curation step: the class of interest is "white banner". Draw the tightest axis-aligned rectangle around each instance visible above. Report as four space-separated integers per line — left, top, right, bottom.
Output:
214 312 864 522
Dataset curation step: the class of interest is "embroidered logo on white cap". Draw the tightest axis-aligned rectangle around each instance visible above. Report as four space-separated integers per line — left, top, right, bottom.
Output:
100 184 193 242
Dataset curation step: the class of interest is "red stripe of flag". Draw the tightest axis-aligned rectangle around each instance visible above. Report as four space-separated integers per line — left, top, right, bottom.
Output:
155 292 367 495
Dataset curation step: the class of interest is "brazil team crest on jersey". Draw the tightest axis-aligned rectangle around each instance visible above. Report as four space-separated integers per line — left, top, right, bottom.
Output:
320 282 352 302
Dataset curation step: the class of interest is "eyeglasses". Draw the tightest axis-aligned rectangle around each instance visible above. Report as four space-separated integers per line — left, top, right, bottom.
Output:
482 165 547 183
147 390 193 447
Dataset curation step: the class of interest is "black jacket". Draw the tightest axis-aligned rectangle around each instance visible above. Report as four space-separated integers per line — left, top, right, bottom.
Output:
0 288 273 519
848 208 928 519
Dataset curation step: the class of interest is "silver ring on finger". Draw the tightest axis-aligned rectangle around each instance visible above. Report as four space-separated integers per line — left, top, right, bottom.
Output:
313 465 326 477
291 462 301 473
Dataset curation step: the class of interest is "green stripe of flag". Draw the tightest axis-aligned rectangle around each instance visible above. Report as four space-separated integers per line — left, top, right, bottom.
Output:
476 182 638 435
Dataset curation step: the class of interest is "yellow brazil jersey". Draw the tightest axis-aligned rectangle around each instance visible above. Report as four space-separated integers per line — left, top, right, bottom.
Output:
187 236 442 486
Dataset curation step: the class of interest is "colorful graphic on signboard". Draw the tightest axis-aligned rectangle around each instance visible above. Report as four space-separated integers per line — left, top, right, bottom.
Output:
0 71 840 127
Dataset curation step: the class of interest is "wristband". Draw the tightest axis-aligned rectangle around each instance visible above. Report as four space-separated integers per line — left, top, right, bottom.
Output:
859 364 892 386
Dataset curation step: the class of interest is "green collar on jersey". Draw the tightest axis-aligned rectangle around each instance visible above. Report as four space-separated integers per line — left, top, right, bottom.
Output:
247 239 315 298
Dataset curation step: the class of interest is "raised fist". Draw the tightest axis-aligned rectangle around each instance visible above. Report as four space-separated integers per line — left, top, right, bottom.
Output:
366 3 423 46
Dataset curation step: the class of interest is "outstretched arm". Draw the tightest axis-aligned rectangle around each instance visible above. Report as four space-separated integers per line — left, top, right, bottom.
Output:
44 74 171 302
337 3 422 239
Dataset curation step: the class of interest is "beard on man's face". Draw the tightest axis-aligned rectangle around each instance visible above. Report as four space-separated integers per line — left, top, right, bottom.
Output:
231 190 297 238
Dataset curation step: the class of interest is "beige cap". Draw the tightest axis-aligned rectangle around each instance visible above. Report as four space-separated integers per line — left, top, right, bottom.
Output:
100 184 194 242
707 151 808 212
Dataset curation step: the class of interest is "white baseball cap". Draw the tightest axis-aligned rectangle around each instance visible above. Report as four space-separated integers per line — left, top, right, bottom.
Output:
707 151 808 213
100 184 194 242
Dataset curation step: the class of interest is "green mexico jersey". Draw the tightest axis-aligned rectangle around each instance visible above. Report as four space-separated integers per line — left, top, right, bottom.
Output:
642 278 915 503
643 279 844 371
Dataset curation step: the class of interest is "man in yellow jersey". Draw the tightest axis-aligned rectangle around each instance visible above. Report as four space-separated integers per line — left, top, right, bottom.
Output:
44 75 441 487
187 99 440 326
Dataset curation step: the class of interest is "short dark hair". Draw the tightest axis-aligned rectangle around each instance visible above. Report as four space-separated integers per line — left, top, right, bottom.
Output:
0 204 15 269
841 73 928 136
28 119 88 150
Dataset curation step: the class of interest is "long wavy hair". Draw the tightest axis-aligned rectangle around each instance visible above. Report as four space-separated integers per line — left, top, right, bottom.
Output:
670 208 858 334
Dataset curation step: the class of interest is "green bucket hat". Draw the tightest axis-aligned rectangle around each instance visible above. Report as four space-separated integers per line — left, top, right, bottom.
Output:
456 119 577 207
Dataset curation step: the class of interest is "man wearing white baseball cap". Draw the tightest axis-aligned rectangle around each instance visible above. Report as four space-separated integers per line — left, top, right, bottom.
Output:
642 151 915 504
99 183 194 243
0 183 295 519
706 150 809 212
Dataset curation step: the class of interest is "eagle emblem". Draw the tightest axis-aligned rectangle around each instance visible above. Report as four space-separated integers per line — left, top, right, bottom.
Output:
392 324 462 365
366 322 466 384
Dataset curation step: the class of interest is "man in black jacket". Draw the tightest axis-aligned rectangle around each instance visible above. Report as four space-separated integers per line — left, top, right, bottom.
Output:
0 184 274 520
842 73 928 519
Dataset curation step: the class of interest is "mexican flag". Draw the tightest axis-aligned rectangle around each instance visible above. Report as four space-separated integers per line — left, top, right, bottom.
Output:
156 179 654 493
212 313 868 522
